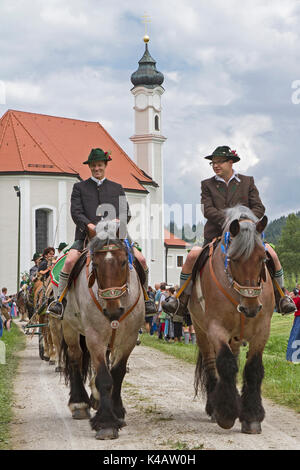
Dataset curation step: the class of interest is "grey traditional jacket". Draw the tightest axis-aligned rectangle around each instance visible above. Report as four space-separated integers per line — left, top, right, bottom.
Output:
201 174 265 242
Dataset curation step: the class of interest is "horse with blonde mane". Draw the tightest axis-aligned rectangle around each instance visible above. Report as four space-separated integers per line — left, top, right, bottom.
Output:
60 221 145 439
189 205 274 434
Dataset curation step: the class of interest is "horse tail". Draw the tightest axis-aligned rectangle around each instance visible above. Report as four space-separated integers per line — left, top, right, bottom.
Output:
60 336 69 385
80 334 91 383
60 334 91 385
194 349 204 398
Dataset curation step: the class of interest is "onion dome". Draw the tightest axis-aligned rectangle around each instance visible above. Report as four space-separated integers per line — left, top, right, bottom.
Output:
131 36 164 88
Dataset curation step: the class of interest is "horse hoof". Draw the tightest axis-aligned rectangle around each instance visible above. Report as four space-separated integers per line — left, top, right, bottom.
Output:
215 414 235 429
241 421 262 434
49 360 55 365
72 408 91 420
90 395 100 411
55 366 64 373
43 356 50 362
96 428 119 440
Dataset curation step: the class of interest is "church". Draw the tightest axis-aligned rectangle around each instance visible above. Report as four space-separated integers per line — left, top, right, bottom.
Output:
0 36 189 293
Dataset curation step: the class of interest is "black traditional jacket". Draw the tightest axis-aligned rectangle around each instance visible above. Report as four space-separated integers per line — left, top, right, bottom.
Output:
71 178 131 241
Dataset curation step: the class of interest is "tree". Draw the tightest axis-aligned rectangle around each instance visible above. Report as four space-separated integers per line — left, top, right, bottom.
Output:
276 213 300 285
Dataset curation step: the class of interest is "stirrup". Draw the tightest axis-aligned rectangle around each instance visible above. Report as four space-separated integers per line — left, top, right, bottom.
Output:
145 299 157 314
161 296 180 315
278 296 296 315
46 300 64 320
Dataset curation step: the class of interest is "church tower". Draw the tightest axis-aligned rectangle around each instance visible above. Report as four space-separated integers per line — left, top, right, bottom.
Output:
130 35 166 284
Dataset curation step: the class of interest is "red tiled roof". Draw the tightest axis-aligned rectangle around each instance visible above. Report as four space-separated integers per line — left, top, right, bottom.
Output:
0 109 153 191
164 229 190 247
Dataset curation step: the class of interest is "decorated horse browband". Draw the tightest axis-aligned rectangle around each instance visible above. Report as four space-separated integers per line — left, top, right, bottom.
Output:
220 221 267 299
91 238 135 272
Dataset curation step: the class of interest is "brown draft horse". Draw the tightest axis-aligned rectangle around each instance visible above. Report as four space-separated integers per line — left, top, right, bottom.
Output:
189 205 274 434
33 275 56 364
61 222 145 439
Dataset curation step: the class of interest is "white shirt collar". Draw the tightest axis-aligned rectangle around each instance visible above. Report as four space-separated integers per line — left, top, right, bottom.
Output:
91 176 106 186
215 170 240 185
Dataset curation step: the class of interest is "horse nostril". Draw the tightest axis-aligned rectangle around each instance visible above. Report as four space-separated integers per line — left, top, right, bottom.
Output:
237 304 246 314
258 304 262 312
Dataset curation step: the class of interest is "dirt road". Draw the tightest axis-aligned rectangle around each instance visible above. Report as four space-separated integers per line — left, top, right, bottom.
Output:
10 332 300 450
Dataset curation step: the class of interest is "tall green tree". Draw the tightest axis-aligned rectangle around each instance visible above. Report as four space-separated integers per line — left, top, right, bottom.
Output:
276 213 300 282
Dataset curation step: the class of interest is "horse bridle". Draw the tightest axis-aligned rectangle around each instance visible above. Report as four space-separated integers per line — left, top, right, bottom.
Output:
221 218 265 300
86 244 141 351
91 244 128 300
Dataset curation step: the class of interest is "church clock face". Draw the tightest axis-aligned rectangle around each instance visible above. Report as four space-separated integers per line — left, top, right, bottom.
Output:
135 93 147 109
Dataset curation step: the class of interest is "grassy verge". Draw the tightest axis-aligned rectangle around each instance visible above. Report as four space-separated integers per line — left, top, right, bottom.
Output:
0 322 26 450
141 313 300 413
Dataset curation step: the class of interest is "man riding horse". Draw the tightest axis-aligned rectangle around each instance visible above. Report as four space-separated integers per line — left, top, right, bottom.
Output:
48 147 156 318
163 145 296 317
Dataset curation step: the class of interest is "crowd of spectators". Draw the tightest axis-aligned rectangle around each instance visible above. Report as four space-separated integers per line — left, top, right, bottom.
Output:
145 282 196 344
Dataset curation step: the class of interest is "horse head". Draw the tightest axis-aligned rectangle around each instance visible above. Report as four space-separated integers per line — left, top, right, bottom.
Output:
88 221 129 321
224 206 268 318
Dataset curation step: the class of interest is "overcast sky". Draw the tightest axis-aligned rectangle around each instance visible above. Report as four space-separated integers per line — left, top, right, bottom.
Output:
0 0 300 225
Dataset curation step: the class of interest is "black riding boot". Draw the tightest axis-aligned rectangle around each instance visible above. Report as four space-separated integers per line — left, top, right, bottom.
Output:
145 299 157 314
273 286 296 315
162 292 190 318
47 298 67 319
46 271 69 319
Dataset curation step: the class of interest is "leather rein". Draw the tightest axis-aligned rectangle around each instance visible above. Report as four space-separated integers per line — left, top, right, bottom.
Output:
86 245 141 351
208 241 245 340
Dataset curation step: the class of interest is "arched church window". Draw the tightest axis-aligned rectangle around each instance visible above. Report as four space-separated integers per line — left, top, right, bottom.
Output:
35 208 52 253
154 115 159 131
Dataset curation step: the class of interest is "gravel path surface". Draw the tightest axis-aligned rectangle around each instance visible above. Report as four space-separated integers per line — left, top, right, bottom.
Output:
10 332 300 450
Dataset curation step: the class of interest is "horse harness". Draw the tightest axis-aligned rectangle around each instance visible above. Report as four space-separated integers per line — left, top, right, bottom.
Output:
86 246 141 351
208 226 266 341
208 240 245 340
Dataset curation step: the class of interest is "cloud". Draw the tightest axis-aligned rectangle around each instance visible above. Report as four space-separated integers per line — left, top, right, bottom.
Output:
0 0 299 225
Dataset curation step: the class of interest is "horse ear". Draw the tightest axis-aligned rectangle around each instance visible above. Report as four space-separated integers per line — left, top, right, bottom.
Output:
88 270 96 288
256 215 268 234
229 219 240 237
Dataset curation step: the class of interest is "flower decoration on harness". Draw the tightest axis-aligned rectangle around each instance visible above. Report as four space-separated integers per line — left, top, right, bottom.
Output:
221 231 231 268
124 238 134 271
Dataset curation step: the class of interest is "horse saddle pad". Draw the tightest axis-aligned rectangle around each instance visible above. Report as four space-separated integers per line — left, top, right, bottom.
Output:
191 238 220 283
50 249 145 289
190 238 275 283
50 250 88 288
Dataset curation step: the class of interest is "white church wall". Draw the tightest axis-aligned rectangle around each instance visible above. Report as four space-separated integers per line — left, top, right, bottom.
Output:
0 176 20 293
166 247 189 287
0 174 78 293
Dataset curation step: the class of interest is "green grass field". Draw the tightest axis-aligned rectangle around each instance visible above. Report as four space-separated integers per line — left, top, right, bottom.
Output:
0 322 26 450
0 314 298 450
141 313 300 413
